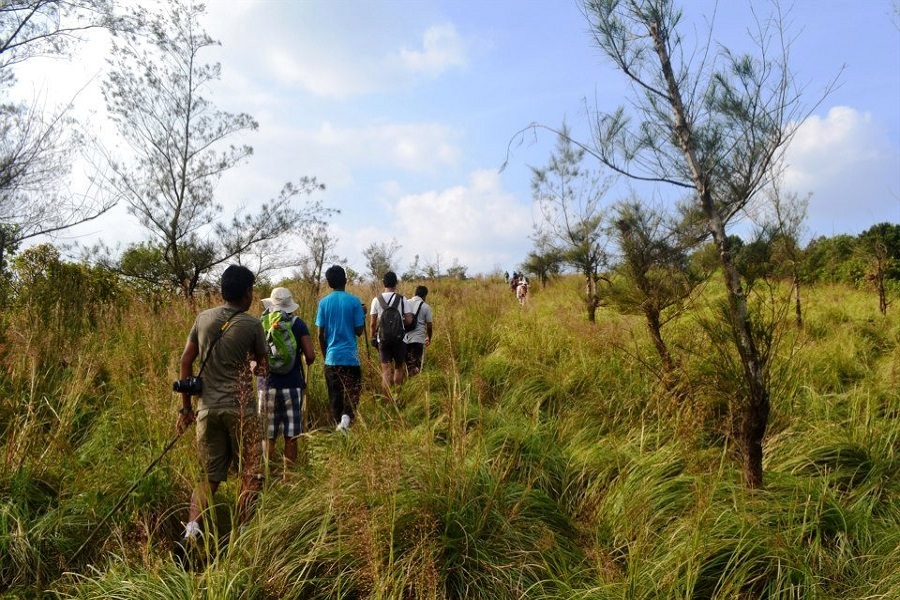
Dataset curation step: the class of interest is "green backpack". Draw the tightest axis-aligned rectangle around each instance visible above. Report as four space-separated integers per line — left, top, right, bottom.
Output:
261 310 298 375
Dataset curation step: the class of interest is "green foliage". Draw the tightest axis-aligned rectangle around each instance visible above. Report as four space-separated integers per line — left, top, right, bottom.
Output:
1 265 899 598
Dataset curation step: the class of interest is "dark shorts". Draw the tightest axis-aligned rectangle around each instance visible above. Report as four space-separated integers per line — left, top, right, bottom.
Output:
405 342 425 375
378 339 407 367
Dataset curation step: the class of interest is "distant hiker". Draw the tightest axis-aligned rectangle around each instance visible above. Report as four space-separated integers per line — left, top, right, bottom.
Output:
315 265 365 432
516 276 529 306
369 271 414 391
175 265 268 542
510 272 519 293
257 287 315 468
403 285 433 377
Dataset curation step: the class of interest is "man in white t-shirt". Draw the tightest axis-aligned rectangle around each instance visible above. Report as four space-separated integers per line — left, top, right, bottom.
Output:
369 271 413 391
403 285 433 377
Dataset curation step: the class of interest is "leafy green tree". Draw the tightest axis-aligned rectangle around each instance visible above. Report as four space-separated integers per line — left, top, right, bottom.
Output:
97 0 330 298
577 0 828 488
857 222 900 315
803 234 859 284
530 125 612 322
12 243 123 333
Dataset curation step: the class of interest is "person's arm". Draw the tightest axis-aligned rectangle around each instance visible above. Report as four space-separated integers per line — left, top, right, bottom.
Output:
300 334 315 365
317 327 328 357
176 340 200 433
425 322 433 347
252 354 269 378
369 303 379 343
357 300 366 338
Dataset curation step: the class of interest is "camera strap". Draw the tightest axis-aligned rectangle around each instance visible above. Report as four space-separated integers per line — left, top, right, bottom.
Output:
195 307 246 378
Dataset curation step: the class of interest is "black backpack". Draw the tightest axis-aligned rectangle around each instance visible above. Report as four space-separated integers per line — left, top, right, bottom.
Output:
404 300 425 333
377 293 405 343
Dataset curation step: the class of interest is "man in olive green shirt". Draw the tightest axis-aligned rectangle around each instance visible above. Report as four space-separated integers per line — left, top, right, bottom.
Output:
176 265 268 540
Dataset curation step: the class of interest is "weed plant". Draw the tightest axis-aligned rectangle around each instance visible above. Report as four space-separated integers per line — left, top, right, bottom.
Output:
0 274 897 598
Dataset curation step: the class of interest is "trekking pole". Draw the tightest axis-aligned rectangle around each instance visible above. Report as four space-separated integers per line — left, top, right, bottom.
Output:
71 429 184 563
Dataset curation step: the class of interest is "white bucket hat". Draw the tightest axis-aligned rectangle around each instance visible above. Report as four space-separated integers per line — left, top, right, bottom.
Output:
261 287 299 313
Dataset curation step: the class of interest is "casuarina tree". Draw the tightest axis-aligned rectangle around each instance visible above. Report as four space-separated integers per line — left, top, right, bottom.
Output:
98 0 331 297
578 0 832 488
530 125 612 322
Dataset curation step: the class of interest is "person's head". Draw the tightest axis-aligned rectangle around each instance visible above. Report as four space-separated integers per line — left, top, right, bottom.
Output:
415 285 428 299
221 265 255 307
262 287 299 313
325 265 347 290
382 271 398 288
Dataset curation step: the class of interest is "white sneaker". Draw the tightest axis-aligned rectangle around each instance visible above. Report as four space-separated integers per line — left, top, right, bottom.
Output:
183 520 201 540
336 414 351 432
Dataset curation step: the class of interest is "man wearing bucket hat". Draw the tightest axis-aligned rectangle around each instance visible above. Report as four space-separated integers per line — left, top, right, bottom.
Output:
258 287 315 467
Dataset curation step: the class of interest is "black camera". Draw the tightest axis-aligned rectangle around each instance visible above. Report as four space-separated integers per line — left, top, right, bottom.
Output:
172 376 203 395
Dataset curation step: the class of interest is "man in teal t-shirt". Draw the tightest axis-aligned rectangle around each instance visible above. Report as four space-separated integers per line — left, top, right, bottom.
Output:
315 265 365 432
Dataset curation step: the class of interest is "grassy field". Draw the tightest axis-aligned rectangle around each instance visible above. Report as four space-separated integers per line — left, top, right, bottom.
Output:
1 274 898 599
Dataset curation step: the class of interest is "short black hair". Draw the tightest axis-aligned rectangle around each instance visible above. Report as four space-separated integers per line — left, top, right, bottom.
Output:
382 271 398 287
415 285 428 299
325 265 347 289
221 265 255 302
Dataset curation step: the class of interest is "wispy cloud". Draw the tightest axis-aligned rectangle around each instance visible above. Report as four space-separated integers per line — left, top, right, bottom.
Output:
399 24 468 77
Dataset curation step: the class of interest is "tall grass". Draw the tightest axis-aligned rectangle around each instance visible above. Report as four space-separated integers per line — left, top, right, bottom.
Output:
0 275 898 598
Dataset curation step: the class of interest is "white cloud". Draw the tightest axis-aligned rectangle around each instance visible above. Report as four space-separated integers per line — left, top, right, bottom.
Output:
383 169 532 275
399 24 468 76
784 106 900 237
206 2 470 99
301 121 462 173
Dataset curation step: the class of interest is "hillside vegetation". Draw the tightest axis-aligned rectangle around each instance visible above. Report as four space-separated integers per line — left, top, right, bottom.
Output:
1 273 899 599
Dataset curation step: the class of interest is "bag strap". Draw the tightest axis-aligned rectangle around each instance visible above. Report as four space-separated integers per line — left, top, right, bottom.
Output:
196 307 245 378
412 300 424 321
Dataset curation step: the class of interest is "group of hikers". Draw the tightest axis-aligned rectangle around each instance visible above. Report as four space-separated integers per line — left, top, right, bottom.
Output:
509 271 529 305
173 264 433 545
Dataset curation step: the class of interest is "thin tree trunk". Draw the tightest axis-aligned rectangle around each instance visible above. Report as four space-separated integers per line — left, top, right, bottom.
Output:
650 17 769 488
877 258 887 315
586 275 598 323
645 308 674 375
793 273 802 328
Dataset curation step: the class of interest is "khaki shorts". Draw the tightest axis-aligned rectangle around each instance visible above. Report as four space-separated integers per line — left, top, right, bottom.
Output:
196 407 263 483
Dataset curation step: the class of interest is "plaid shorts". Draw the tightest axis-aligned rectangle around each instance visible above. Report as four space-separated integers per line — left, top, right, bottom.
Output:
257 387 304 438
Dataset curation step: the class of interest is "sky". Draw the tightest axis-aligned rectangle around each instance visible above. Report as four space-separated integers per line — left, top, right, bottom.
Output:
14 0 900 278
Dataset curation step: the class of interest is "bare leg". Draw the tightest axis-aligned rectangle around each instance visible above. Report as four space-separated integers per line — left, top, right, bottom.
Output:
392 363 406 386
188 480 219 524
284 436 298 464
380 362 393 393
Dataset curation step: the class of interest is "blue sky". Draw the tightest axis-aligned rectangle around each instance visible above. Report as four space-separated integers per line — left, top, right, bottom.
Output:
18 0 900 277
